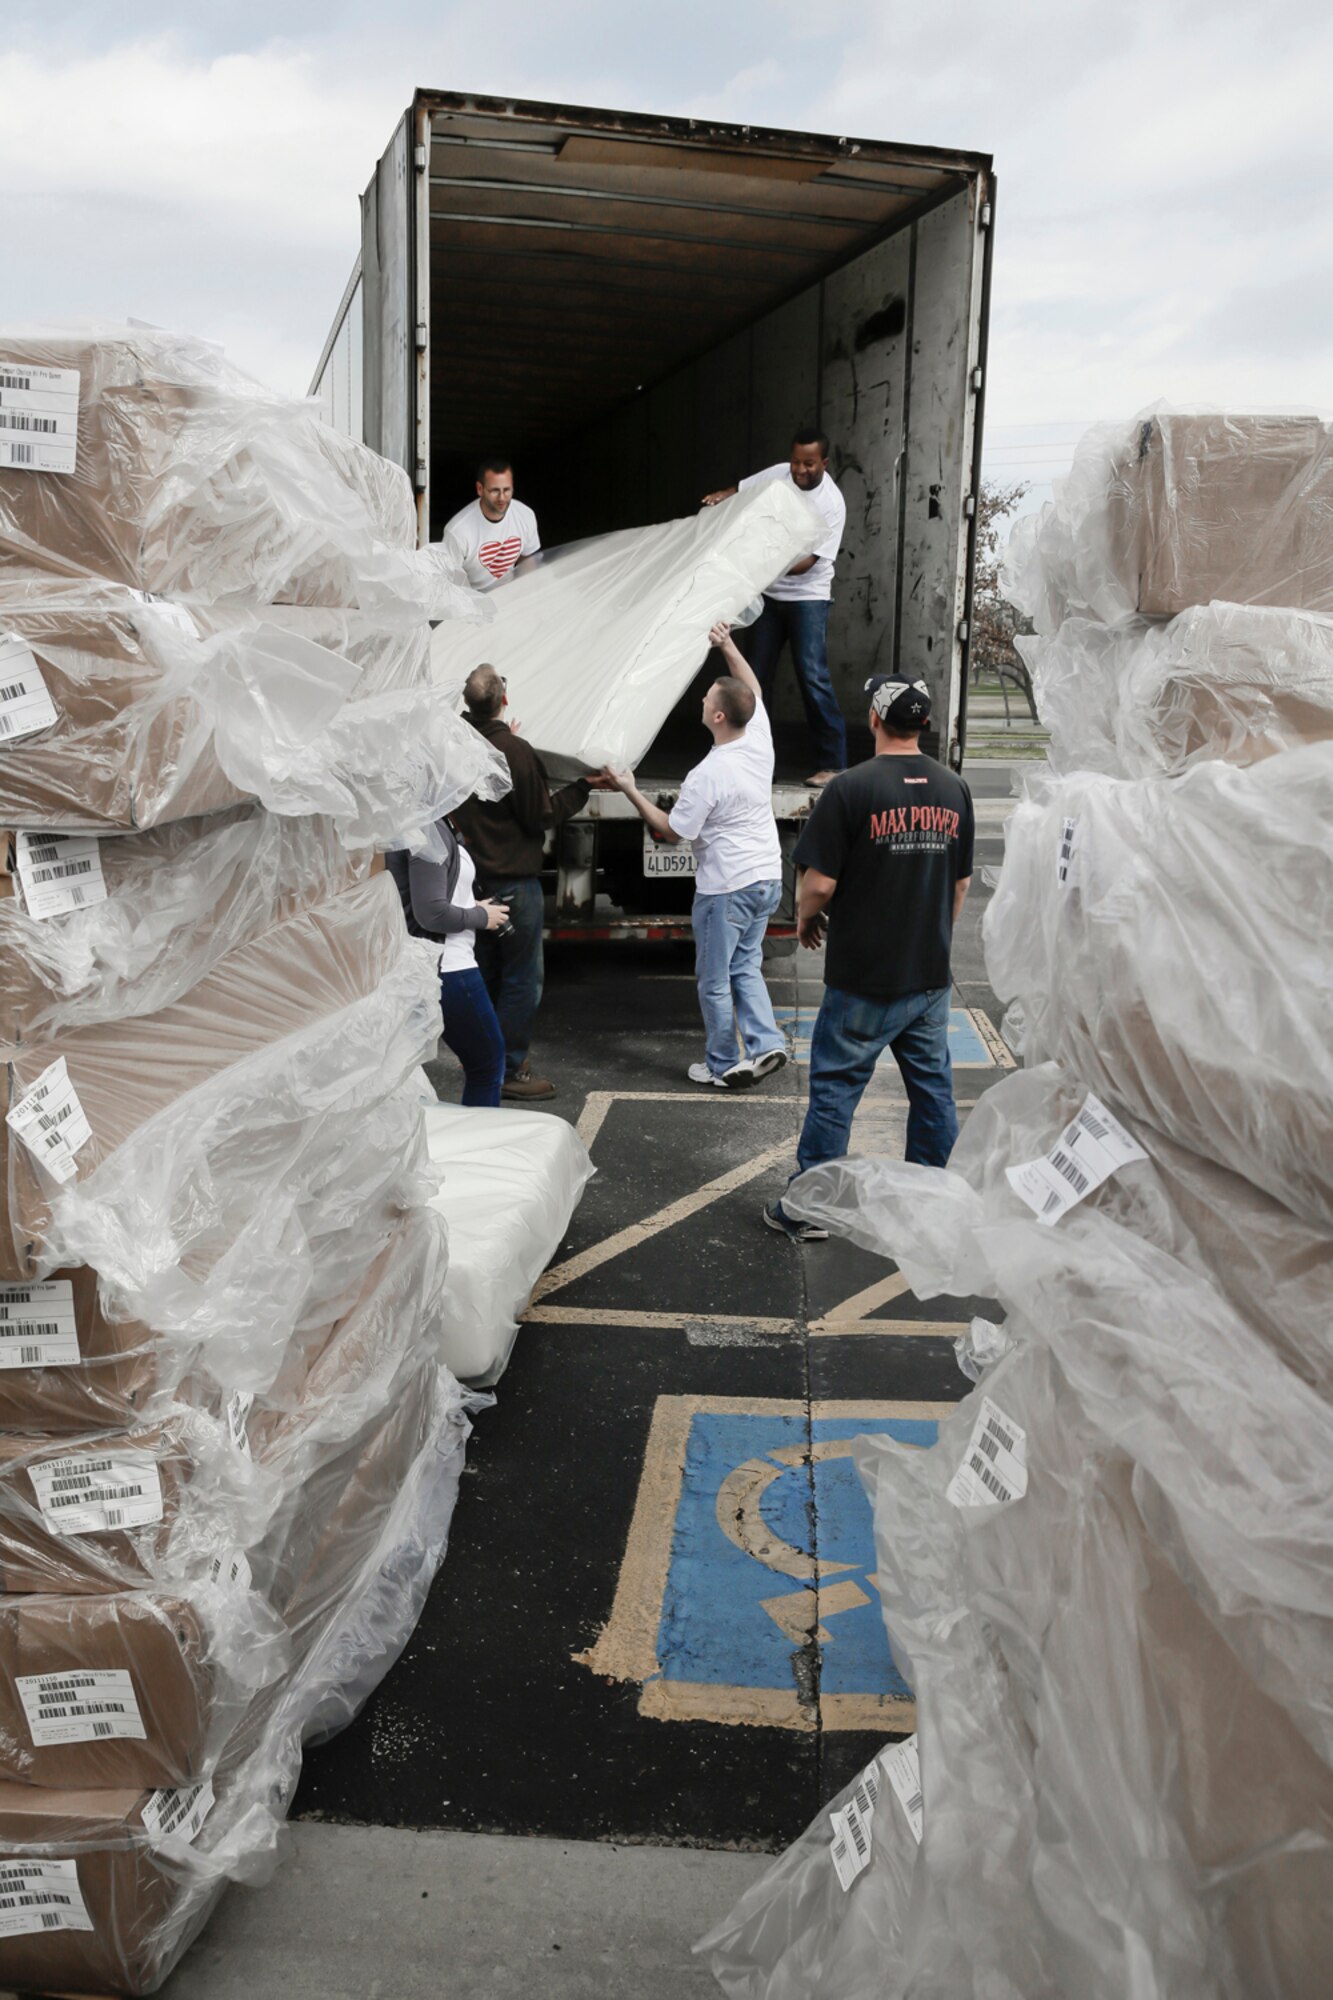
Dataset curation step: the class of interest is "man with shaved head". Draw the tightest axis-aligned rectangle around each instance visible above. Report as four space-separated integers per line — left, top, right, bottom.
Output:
452 665 595 1100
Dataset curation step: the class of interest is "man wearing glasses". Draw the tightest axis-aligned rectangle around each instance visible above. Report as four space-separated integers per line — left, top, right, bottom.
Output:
452 664 595 1100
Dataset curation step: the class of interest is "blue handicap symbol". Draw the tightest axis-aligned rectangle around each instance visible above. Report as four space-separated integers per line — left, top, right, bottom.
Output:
771 1004 992 1067
656 1409 938 1701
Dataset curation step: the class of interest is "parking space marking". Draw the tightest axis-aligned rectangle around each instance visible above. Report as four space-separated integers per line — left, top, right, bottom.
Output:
574 1087 791 1150
532 1135 794 1302
770 1002 1007 1069
576 1394 952 1732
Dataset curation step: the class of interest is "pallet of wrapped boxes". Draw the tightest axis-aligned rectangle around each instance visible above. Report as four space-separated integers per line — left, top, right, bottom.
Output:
700 408 1333 2000
0 326 504 1994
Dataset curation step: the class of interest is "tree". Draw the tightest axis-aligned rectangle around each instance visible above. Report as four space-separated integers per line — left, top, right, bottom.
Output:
972 477 1032 679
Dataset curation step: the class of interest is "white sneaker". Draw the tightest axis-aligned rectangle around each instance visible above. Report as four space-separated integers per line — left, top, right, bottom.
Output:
750 1047 790 1079
687 1060 757 1089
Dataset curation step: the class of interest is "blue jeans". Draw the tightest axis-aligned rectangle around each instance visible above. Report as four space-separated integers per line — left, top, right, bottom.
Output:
746 597 847 772
438 965 506 1107
795 985 958 1175
692 878 784 1077
473 874 544 1079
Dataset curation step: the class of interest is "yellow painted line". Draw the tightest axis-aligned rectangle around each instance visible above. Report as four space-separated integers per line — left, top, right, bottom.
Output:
811 1317 970 1340
574 1087 791 1151
813 1270 911 1324
532 1136 794 1301
523 1305 793 1334
636 1681 916 1734
968 1006 1016 1069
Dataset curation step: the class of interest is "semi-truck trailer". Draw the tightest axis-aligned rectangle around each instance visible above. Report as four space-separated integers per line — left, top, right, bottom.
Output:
312 89 994 938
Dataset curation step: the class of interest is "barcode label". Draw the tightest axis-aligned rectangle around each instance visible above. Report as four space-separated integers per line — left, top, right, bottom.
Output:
828 1791 874 1891
0 360 79 474
946 1396 1028 1509
0 1858 94 1938
206 1547 252 1594
1056 815 1077 885
14 830 107 921
17 1667 146 1746
1006 1092 1148 1226
141 1779 214 1845
0 630 59 740
877 1737 924 1843
226 1390 254 1457
0 1278 79 1368
5 1057 93 1184
127 590 201 640
28 1448 163 1535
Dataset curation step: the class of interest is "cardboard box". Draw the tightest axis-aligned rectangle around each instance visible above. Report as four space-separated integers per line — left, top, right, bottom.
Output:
0 806 372 1043
0 1591 211 1789
0 1266 157 1435
1106 413 1333 617
0 1425 188 1596
0 330 415 604
0 871 404 1278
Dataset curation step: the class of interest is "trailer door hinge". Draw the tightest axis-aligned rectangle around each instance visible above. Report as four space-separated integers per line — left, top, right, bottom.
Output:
971 367 984 392
415 323 428 351
414 145 427 170
414 461 428 492
957 619 970 644
964 494 976 518
980 200 992 229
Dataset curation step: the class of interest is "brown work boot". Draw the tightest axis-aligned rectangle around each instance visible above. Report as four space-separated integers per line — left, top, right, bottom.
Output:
501 1065 556 1101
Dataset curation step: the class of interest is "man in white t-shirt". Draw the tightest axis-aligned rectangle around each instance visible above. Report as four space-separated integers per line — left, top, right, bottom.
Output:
604 623 790 1089
703 428 848 786
442 457 541 587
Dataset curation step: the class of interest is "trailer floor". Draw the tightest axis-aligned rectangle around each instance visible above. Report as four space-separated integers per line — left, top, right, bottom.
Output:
153 763 1020 1999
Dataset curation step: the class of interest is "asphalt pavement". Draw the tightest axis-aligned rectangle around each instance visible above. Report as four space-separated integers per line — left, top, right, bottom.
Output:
152 757 1024 2000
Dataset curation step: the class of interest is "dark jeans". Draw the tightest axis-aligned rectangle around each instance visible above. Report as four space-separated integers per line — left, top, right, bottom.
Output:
746 596 847 772
795 985 958 1175
438 965 506 1107
473 874 545 1079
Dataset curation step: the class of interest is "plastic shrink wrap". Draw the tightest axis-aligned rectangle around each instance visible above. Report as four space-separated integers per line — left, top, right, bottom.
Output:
0 327 477 618
0 583 506 841
1023 600 1333 779
983 745 1333 1231
1003 409 1333 633
429 480 823 769
423 1102 594 1384
0 1363 477 1997
769 1109 1333 1999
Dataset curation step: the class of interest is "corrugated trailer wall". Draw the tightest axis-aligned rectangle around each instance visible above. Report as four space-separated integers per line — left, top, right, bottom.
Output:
521 185 981 754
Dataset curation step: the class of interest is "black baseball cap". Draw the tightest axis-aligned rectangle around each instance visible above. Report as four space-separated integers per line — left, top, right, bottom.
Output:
864 675 932 727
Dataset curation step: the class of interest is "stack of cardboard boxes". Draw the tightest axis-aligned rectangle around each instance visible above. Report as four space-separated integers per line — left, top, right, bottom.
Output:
700 411 1333 1999
0 328 493 1992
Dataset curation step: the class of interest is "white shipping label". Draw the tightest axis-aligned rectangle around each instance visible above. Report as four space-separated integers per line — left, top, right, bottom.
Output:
0 362 80 475
1005 1092 1148 1227
226 1390 253 1457
828 1793 874 1892
14 830 107 921
128 590 201 640
18 1667 146 1747
206 1548 252 1594
1056 815 1077 885
878 1737 924 1844
0 1857 94 1939
5 1057 93 1184
946 1397 1028 1509
141 1779 214 1845
0 631 59 742
29 1449 164 1536
0 1278 79 1369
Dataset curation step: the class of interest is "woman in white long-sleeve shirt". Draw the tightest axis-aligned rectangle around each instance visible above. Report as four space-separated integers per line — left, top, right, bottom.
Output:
389 822 508 1107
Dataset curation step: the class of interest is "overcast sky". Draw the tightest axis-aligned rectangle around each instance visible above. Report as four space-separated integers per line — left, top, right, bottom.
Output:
3 1 1329 507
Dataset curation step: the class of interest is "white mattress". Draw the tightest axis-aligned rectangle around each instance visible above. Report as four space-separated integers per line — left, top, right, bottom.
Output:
424 1102 594 1383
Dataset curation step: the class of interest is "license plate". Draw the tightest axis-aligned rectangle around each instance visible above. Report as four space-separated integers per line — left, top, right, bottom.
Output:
643 830 696 877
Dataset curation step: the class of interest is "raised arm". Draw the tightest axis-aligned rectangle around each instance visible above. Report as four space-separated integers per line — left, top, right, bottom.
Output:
708 621 761 700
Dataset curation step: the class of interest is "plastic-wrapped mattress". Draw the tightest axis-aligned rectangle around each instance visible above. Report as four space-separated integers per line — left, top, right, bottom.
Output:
430 480 823 769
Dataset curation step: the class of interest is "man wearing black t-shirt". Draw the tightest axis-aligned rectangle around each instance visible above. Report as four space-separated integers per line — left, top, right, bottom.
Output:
765 675 973 1241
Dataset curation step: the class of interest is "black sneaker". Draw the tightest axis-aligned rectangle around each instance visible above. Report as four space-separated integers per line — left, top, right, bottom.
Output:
750 1047 790 1080
763 1200 829 1243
